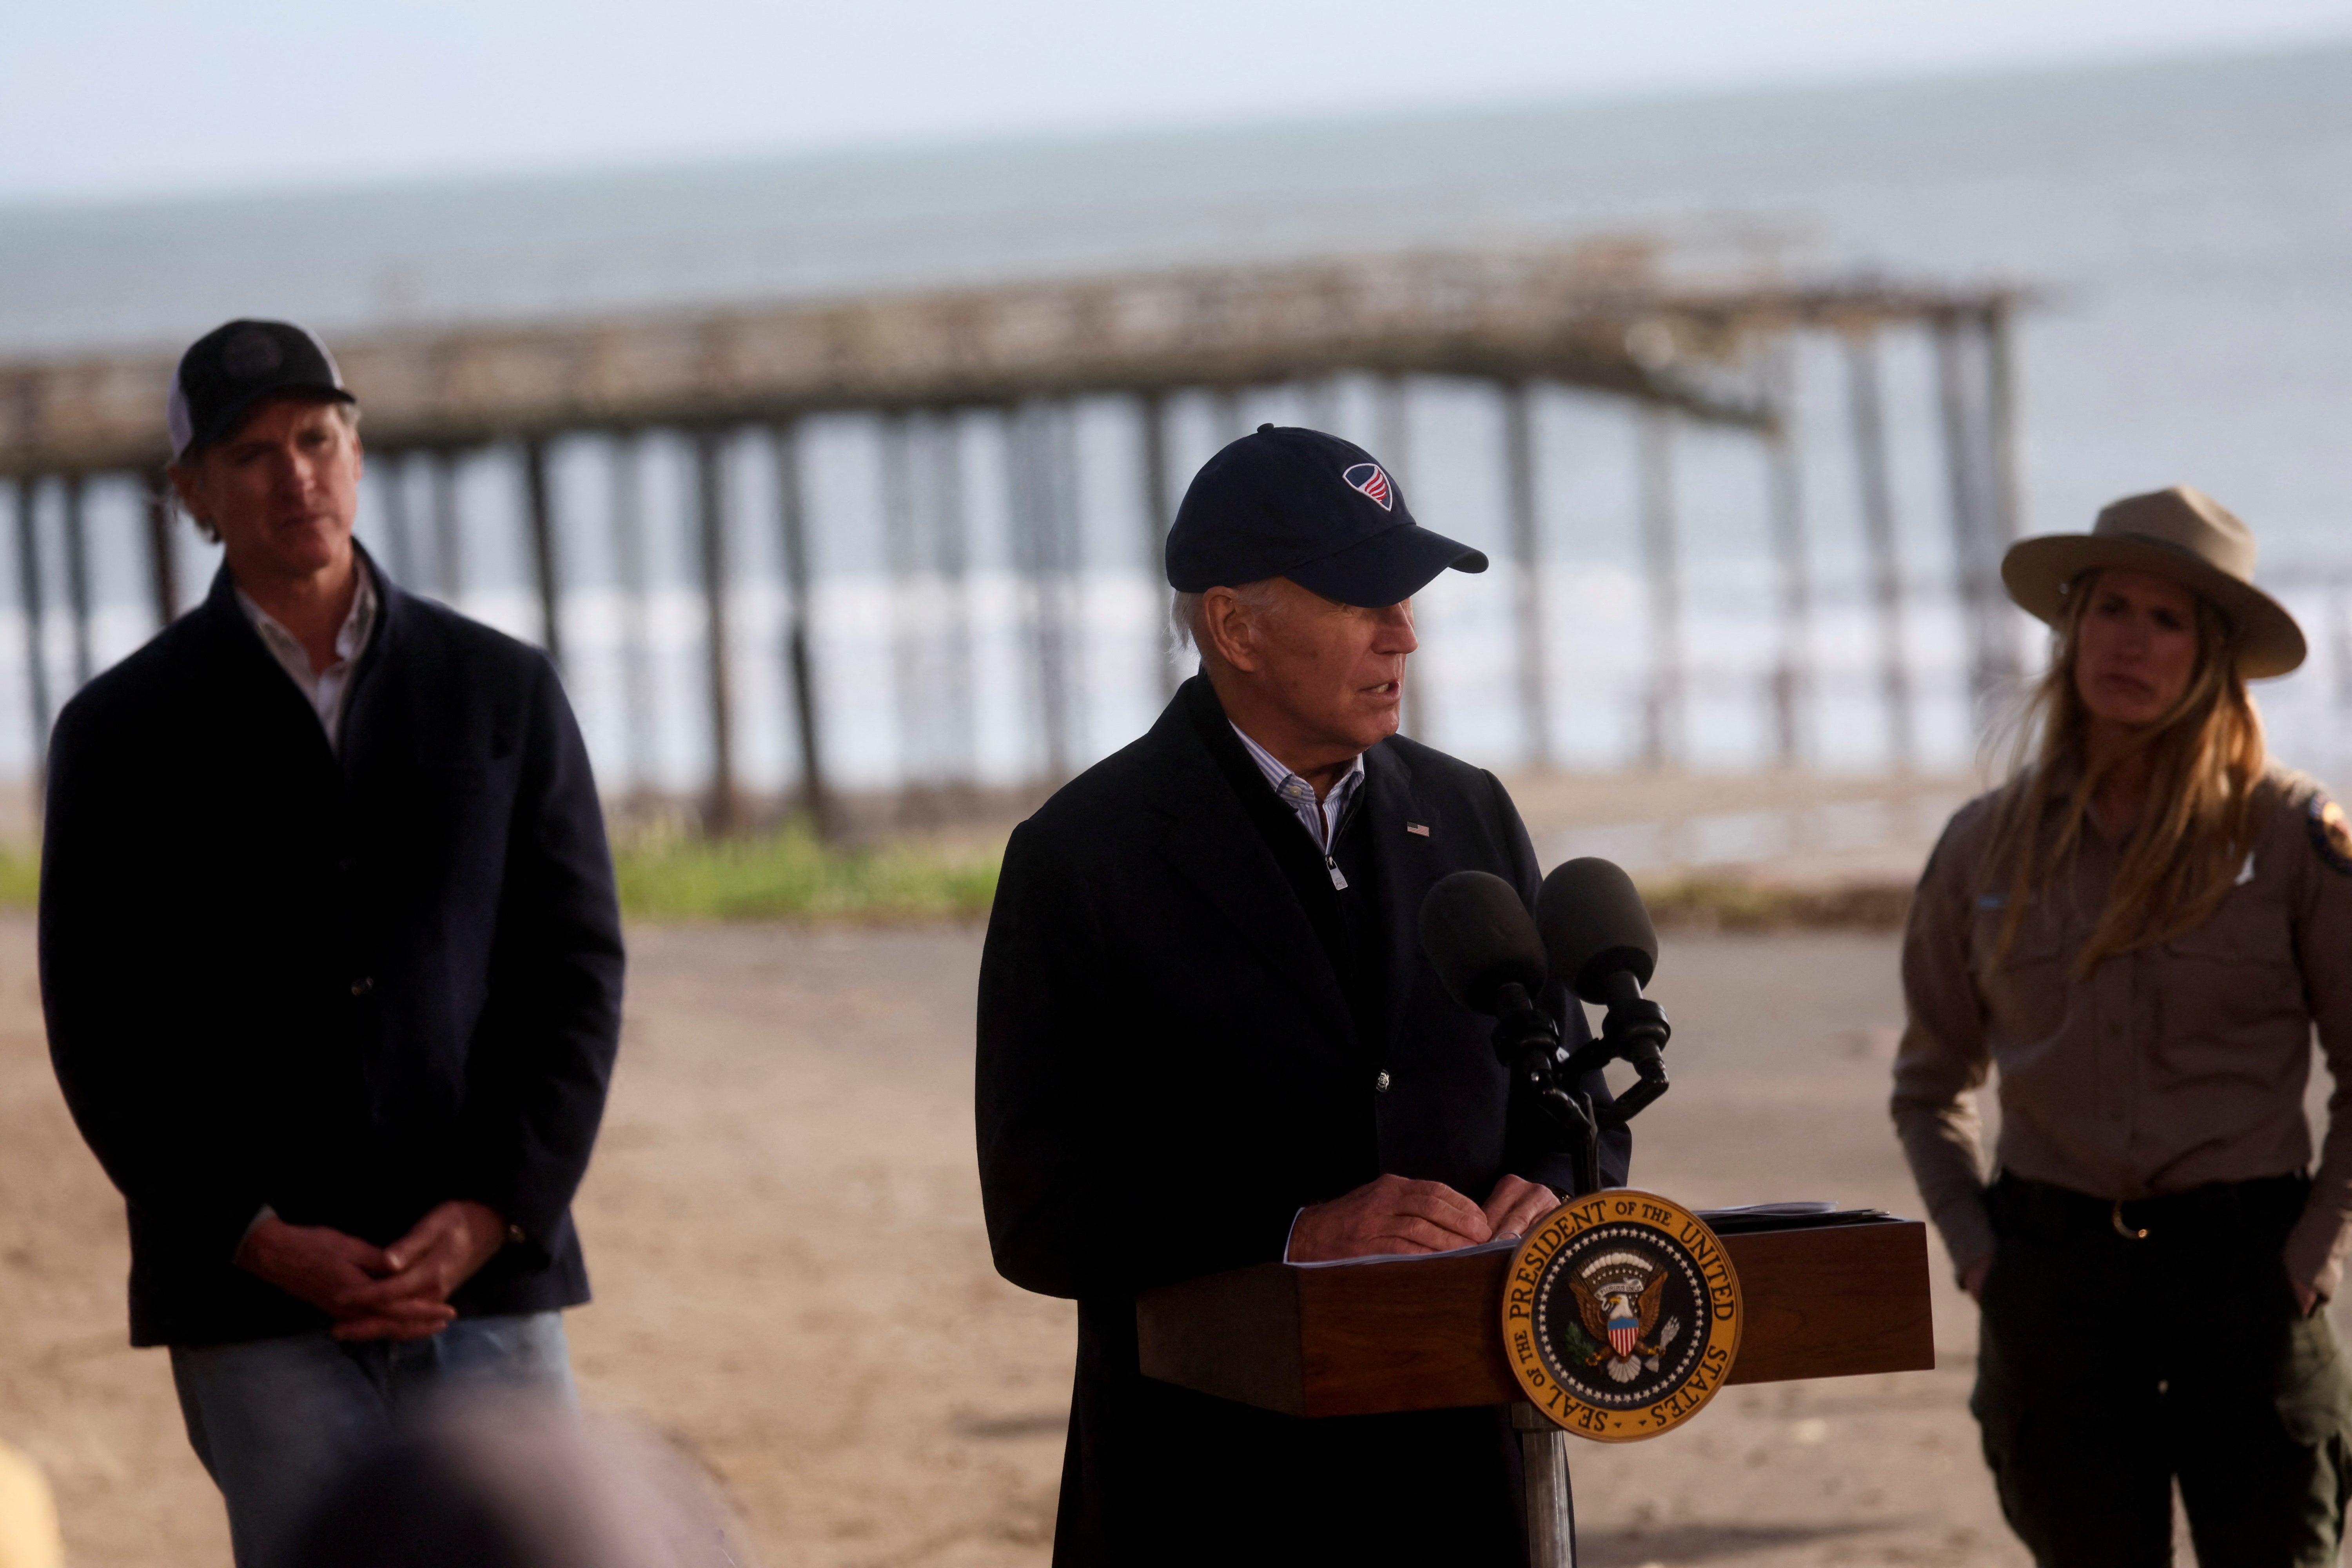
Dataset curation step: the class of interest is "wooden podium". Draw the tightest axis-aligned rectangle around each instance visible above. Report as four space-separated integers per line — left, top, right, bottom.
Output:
1136 1216 1935 1565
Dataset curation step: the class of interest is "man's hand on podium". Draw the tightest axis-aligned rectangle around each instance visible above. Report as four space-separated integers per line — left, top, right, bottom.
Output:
1289 1174 1495 1262
1482 1175 1561 1241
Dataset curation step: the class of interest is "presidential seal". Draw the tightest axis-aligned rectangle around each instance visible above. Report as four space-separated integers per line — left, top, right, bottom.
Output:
1503 1190 1742 1442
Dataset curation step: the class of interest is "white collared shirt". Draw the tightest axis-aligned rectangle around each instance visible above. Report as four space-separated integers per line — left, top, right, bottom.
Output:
234 566 378 753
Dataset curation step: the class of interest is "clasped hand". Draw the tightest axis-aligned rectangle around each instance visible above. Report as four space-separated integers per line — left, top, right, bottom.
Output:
1287 1172 1560 1264
232 1199 510 1341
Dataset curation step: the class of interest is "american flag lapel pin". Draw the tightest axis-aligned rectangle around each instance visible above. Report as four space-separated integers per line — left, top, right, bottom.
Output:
1405 822 1431 837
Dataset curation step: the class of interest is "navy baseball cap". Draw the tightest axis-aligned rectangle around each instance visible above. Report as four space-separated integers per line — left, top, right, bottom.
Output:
1166 425 1488 607
168 319 355 463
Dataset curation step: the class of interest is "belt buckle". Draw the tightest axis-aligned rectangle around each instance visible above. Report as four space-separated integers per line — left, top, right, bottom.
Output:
2111 1199 2149 1241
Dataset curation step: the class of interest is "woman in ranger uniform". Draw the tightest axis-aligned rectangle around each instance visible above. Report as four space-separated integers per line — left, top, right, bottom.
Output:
1894 486 2352 1568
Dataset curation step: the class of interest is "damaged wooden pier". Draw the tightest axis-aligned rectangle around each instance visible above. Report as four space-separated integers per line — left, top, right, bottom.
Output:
0 244 2026 831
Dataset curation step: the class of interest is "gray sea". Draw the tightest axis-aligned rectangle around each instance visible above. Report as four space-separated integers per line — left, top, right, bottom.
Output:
4 42 2351 805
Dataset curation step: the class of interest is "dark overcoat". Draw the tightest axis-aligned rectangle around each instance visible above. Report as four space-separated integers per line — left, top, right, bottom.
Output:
976 676 1630 1567
41 556 624 1348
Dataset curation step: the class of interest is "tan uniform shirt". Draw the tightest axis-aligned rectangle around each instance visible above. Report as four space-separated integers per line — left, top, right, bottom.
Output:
1892 766 2352 1296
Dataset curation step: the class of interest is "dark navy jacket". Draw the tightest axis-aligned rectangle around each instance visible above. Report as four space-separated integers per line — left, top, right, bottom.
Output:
42 556 624 1348
976 675 1629 1567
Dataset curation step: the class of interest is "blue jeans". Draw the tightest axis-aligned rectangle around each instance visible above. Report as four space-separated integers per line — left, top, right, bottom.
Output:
169 1312 574 1568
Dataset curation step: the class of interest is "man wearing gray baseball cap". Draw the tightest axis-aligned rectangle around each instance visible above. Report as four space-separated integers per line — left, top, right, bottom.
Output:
41 320 624 1568
978 425 1628 1564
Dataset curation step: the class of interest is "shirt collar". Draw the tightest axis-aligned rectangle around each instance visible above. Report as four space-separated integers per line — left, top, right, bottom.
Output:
235 561 377 679
1229 721 1366 853
1229 724 1364 799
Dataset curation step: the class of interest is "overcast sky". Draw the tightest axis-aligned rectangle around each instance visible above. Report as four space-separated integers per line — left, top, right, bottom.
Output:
7 0 2352 205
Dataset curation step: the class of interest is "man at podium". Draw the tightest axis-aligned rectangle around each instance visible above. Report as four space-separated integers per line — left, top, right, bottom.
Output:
977 425 1627 1566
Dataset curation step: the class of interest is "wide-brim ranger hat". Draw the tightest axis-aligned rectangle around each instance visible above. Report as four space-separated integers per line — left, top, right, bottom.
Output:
1166 425 1487 607
168 319 356 464
2000 484 2306 679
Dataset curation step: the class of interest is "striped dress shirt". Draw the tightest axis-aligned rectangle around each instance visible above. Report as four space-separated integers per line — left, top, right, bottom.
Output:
1230 722 1365 888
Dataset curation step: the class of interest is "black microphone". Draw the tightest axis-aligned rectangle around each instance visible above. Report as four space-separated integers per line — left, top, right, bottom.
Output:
1535 855 1656 1004
1536 857 1671 1122
1417 870 1562 1082
1417 869 1546 1017
1418 870 1602 1194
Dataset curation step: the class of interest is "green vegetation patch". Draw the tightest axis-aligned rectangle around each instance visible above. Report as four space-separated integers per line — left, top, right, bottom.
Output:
0 847 35 909
614 822 1002 924
0 833 1908 933
1637 876 1912 933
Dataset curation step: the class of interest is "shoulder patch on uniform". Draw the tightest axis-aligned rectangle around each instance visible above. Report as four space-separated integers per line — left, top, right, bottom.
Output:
2307 795 2352 876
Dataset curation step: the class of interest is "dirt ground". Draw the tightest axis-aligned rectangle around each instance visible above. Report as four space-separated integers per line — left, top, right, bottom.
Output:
4 915 2318 1566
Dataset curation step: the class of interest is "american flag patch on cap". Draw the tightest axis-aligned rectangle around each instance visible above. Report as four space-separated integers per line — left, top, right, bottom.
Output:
1343 462 1394 510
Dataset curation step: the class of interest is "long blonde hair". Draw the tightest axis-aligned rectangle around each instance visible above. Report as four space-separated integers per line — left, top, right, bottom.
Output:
1986 570 2268 975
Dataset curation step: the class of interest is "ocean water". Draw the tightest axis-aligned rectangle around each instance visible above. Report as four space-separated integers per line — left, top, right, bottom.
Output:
4 43 2351 800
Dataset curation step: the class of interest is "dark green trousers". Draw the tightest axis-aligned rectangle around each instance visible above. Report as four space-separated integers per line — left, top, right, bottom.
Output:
1974 1174 2352 1568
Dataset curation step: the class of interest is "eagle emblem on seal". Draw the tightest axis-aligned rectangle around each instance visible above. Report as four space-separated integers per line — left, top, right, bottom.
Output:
1506 1192 1742 1441
1566 1250 1684 1384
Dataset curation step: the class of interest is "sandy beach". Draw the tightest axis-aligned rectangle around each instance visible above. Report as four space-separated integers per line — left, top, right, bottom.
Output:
1 911 2236 1566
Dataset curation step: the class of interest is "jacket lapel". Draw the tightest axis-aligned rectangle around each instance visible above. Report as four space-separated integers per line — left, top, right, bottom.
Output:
1139 697 1360 1050
194 546 402 789
336 546 401 781
192 565 341 772
1360 741 1436 1063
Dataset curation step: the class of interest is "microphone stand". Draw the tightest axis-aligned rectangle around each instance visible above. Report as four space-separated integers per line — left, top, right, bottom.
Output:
1486 973 1673 1200
1566 968 1673 1124
1485 973 1673 1568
